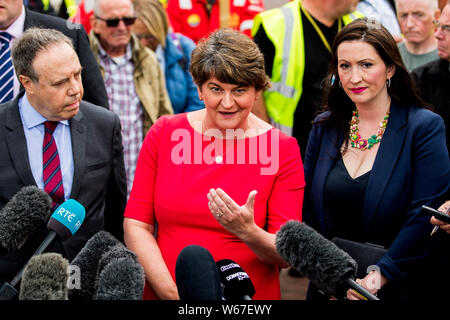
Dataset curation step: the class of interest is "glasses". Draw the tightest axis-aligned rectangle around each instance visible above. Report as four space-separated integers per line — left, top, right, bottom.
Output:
134 33 158 43
433 20 450 36
95 15 136 27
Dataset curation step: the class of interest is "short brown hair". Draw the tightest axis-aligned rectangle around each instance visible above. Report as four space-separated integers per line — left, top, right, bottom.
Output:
190 29 270 91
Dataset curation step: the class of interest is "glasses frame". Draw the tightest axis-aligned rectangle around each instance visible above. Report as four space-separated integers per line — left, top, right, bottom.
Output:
134 33 158 43
95 15 136 27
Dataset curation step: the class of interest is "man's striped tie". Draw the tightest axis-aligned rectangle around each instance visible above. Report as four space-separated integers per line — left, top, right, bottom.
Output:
43 121 65 209
0 32 14 103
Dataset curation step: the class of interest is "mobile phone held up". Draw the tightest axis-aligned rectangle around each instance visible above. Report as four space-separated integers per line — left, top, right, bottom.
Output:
421 206 450 224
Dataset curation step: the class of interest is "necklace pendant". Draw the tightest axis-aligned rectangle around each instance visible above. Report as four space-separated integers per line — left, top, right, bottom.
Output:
348 109 390 151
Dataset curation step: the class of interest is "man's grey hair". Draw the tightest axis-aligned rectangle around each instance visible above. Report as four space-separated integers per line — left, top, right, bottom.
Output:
92 0 135 17
92 0 102 16
11 27 74 82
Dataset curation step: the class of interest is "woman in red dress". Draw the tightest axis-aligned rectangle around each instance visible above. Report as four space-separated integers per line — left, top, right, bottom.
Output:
123 29 305 300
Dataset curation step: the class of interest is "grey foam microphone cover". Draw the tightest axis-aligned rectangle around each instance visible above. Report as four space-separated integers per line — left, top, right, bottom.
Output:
94 244 145 300
69 230 121 299
276 220 358 298
19 253 69 300
0 186 52 252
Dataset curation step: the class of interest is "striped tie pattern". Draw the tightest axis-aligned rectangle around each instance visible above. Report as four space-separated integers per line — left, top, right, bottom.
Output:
43 121 65 209
0 32 14 103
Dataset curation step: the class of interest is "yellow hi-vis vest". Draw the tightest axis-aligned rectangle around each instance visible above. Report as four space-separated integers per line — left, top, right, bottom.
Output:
41 0 77 17
41 0 50 11
64 0 78 18
251 0 363 136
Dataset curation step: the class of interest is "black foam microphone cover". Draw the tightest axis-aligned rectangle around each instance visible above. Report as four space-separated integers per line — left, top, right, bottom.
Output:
216 259 255 300
69 231 121 299
19 253 69 300
94 244 145 300
0 186 52 252
276 220 357 298
175 245 223 300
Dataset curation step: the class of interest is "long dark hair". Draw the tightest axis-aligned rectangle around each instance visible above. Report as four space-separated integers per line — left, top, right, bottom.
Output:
318 18 428 153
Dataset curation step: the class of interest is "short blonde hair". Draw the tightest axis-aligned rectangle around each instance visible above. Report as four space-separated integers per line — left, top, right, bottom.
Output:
132 0 168 47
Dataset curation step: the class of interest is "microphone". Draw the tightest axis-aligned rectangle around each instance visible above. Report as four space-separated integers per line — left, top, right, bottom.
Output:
94 243 145 300
69 231 123 299
0 199 85 300
19 253 69 300
216 259 255 300
175 245 223 300
0 186 52 252
276 220 379 300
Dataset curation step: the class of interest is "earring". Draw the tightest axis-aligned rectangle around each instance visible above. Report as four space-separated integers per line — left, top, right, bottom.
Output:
339 81 342 88
387 78 391 87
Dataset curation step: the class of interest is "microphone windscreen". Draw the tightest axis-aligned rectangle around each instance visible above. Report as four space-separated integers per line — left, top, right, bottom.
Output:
0 186 52 252
48 199 86 240
69 231 121 299
216 259 255 300
94 244 145 300
19 253 69 300
276 220 357 298
175 245 223 300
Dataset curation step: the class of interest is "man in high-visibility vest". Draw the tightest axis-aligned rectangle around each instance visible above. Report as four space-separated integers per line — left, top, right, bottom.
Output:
58 0 79 19
25 0 78 18
252 0 362 159
24 0 56 15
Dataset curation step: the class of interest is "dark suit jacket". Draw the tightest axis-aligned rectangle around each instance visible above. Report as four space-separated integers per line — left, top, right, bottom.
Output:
413 59 450 158
23 8 109 109
0 92 127 262
303 101 450 292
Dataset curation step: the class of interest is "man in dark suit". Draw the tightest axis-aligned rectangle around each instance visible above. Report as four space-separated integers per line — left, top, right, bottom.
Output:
0 27 126 263
0 0 108 108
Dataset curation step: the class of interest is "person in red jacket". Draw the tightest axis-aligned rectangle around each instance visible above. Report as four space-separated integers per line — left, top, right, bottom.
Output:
71 0 94 34
166 0 264 42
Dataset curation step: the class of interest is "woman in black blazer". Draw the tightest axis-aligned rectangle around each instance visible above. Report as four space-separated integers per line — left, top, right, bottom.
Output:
303 18 450 300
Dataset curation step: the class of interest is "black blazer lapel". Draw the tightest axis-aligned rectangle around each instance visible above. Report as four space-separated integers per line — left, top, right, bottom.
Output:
4 94 37 186
69 107 86 199
363 101 408 234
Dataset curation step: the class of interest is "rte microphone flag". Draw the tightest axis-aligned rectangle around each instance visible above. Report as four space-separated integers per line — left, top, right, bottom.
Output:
48 199 86 241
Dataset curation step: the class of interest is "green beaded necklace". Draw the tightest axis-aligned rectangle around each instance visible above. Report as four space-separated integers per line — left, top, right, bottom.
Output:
349 109 390 150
